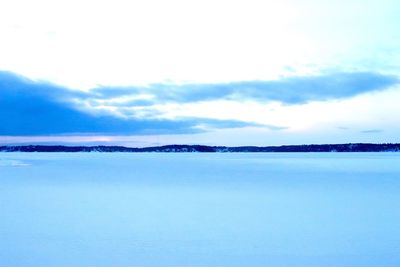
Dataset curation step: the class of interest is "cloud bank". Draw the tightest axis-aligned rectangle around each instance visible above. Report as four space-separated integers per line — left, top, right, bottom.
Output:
0 72 256 135
0 70 398 136
91 72 398 105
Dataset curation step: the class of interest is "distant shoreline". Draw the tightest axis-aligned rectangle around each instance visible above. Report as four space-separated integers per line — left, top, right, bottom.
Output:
1 143 400 152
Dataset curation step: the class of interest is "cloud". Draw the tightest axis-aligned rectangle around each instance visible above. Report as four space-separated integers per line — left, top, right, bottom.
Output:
91 71 399 105
361 129 383 134
337 126 349 130
0 71 257 135
2 70 396 136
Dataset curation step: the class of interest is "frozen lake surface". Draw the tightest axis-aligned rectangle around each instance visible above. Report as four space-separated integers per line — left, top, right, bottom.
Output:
1 152 399 267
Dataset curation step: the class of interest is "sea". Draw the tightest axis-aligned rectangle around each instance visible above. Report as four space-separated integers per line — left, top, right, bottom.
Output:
1 152 399 267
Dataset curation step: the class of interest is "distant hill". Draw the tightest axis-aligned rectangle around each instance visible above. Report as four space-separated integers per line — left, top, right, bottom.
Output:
1 143 400 152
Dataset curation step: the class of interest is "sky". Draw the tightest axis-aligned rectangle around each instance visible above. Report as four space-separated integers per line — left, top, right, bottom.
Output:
0 0 399 146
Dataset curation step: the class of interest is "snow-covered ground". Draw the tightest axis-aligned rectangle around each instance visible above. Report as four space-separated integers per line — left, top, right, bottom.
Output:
0 153 399 267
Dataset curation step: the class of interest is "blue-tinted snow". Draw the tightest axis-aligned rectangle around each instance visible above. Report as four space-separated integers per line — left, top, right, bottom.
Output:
0 153 399 267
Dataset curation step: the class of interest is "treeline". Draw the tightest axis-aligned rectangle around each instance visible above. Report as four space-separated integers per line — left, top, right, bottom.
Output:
0 143 400 152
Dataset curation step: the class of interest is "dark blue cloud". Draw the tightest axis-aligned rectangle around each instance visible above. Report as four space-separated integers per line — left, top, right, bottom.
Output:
0 71 257 135
92 71 398 104
2 70 396 136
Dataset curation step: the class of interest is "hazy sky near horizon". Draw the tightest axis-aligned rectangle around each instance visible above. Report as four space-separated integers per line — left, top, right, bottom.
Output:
0 0 400 146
